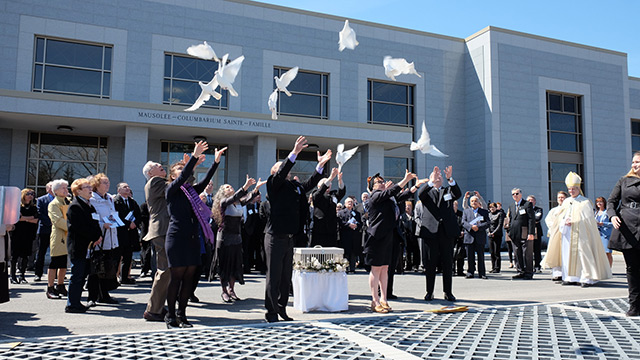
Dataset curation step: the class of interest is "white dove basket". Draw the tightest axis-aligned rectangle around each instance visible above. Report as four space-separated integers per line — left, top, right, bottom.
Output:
293 246 344 267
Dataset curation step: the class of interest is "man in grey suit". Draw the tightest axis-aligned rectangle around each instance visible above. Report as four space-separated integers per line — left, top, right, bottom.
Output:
142 161 171 321
507 188 536 280
461 196 490 279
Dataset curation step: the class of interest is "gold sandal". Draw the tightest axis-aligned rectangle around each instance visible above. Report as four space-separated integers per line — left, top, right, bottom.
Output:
371 301 389 313
380 301 392 311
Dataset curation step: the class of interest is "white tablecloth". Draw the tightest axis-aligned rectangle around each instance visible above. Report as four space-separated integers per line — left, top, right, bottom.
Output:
292 270 348 312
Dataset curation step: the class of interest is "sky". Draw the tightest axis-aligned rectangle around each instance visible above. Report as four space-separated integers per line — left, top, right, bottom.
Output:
258 0 640 77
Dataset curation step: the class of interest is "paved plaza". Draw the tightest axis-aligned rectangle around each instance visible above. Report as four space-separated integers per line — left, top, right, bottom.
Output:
1 254 638 359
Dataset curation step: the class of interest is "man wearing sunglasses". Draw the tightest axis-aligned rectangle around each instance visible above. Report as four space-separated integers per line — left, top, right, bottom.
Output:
507 188 536 279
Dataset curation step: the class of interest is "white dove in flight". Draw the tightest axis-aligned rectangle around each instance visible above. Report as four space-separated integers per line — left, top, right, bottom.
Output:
383 56 422 81
214 53 244 97
410 121 448 157
187 41 219 62
184 77 221 112
338 19 359 51
274 66 298 97
268 89 278 120
336 144 359 171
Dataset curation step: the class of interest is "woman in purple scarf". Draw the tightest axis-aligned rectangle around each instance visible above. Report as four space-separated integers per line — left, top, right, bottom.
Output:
165 140 226 328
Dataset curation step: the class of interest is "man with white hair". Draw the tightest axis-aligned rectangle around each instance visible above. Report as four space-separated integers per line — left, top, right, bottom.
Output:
263 136 331 322
141 161 170 321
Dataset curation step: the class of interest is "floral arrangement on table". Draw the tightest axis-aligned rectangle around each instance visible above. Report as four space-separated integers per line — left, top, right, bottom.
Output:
293 257 350 273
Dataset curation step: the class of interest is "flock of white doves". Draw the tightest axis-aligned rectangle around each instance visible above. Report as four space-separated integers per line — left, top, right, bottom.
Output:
184 19 447 165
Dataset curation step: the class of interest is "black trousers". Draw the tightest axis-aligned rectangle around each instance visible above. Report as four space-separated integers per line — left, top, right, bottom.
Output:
489 234 502 271
386 235 402 297
533 236 542 269
264 233 294 320
34 231 51 277
405 235 420 270
465 241 486 277
513 238 534 277
622 248 640 311
423 227 454 294
140 240 152 275
506 240 514 263
120 245 133 280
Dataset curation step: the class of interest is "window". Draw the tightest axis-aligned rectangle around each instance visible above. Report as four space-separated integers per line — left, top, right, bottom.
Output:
160 141 227 189
32 36 112 98
368 80 414 126
632 120 640 154
27 133 108 196
546 92 584 208
548 162 583 208
164 54 228 110
273 67 328 119
276 150 329 181
547 93 582 152
384 157 412 184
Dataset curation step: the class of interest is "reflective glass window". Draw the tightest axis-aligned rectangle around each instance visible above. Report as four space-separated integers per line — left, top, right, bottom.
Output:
368 80 414 126
273 67 328 119
32 36 112 98
163 54 228 110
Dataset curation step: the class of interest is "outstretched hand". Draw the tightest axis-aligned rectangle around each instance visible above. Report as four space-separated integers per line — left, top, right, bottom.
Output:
243 175 257 191
214 147 227 163
443 165 453 180
193 140 209 158
255 178 267 190
317 149 332 167
293 136 308 155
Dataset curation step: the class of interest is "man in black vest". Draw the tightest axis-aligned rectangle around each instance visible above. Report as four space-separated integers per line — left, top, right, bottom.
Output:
264 136 331 322
114 182 142 285
508 188 536 279
417 165 461 302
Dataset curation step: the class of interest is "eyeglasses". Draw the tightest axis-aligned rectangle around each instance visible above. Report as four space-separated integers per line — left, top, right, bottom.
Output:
26 192 35 196
511 192 520 196
373 179 385 184
81 185 92 190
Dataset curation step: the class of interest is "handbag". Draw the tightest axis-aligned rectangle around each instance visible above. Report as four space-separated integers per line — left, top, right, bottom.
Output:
90 230 118 279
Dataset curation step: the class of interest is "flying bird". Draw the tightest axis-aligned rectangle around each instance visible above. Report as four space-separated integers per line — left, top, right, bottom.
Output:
214 53 244 97
338 20 359 51
383 56 422 81
336 144 359 171
187 41 219 62
410 121 448 157
268 89 278 120
274 66 298 97
184 77 222 112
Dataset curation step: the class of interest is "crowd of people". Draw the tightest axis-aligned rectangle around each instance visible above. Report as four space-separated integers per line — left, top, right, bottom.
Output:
4 140 640 325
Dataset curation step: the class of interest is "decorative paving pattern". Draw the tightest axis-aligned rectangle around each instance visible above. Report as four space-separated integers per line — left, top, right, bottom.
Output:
332 300 640 360
4 298 640 360
4 323 385 360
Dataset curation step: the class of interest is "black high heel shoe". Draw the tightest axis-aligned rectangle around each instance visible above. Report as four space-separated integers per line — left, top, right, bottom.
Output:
221 292 233 303
229 289 242 301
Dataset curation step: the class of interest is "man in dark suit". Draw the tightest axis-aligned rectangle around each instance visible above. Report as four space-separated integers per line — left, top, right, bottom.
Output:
243 193 266 273
310 169 345 247
264 136 331 323
114 182 142 285
508 188 536 279
461 195 490 279
337 197 362 273
34 182 54 281
527 195 544 273
417 165 461 302
142 161 171 321
402 201 420 272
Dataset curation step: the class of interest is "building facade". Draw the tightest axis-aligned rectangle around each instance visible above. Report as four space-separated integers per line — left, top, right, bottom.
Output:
1 0 639 218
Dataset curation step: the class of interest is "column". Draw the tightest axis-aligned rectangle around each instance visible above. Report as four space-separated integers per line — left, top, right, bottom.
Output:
253 135 277 180
123 126 148 203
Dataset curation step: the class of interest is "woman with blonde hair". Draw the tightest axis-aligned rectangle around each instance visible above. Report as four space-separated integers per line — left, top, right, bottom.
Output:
211 176 265 302
88 173 120 305
46 180 70 299
608 152 640 316
10 188 38 284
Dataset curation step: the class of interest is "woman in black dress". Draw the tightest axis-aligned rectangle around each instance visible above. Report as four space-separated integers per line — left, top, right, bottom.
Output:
607 151 640 316
10 188 38 284
211 175 265 302
164 141 226 328
364 170 415 313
